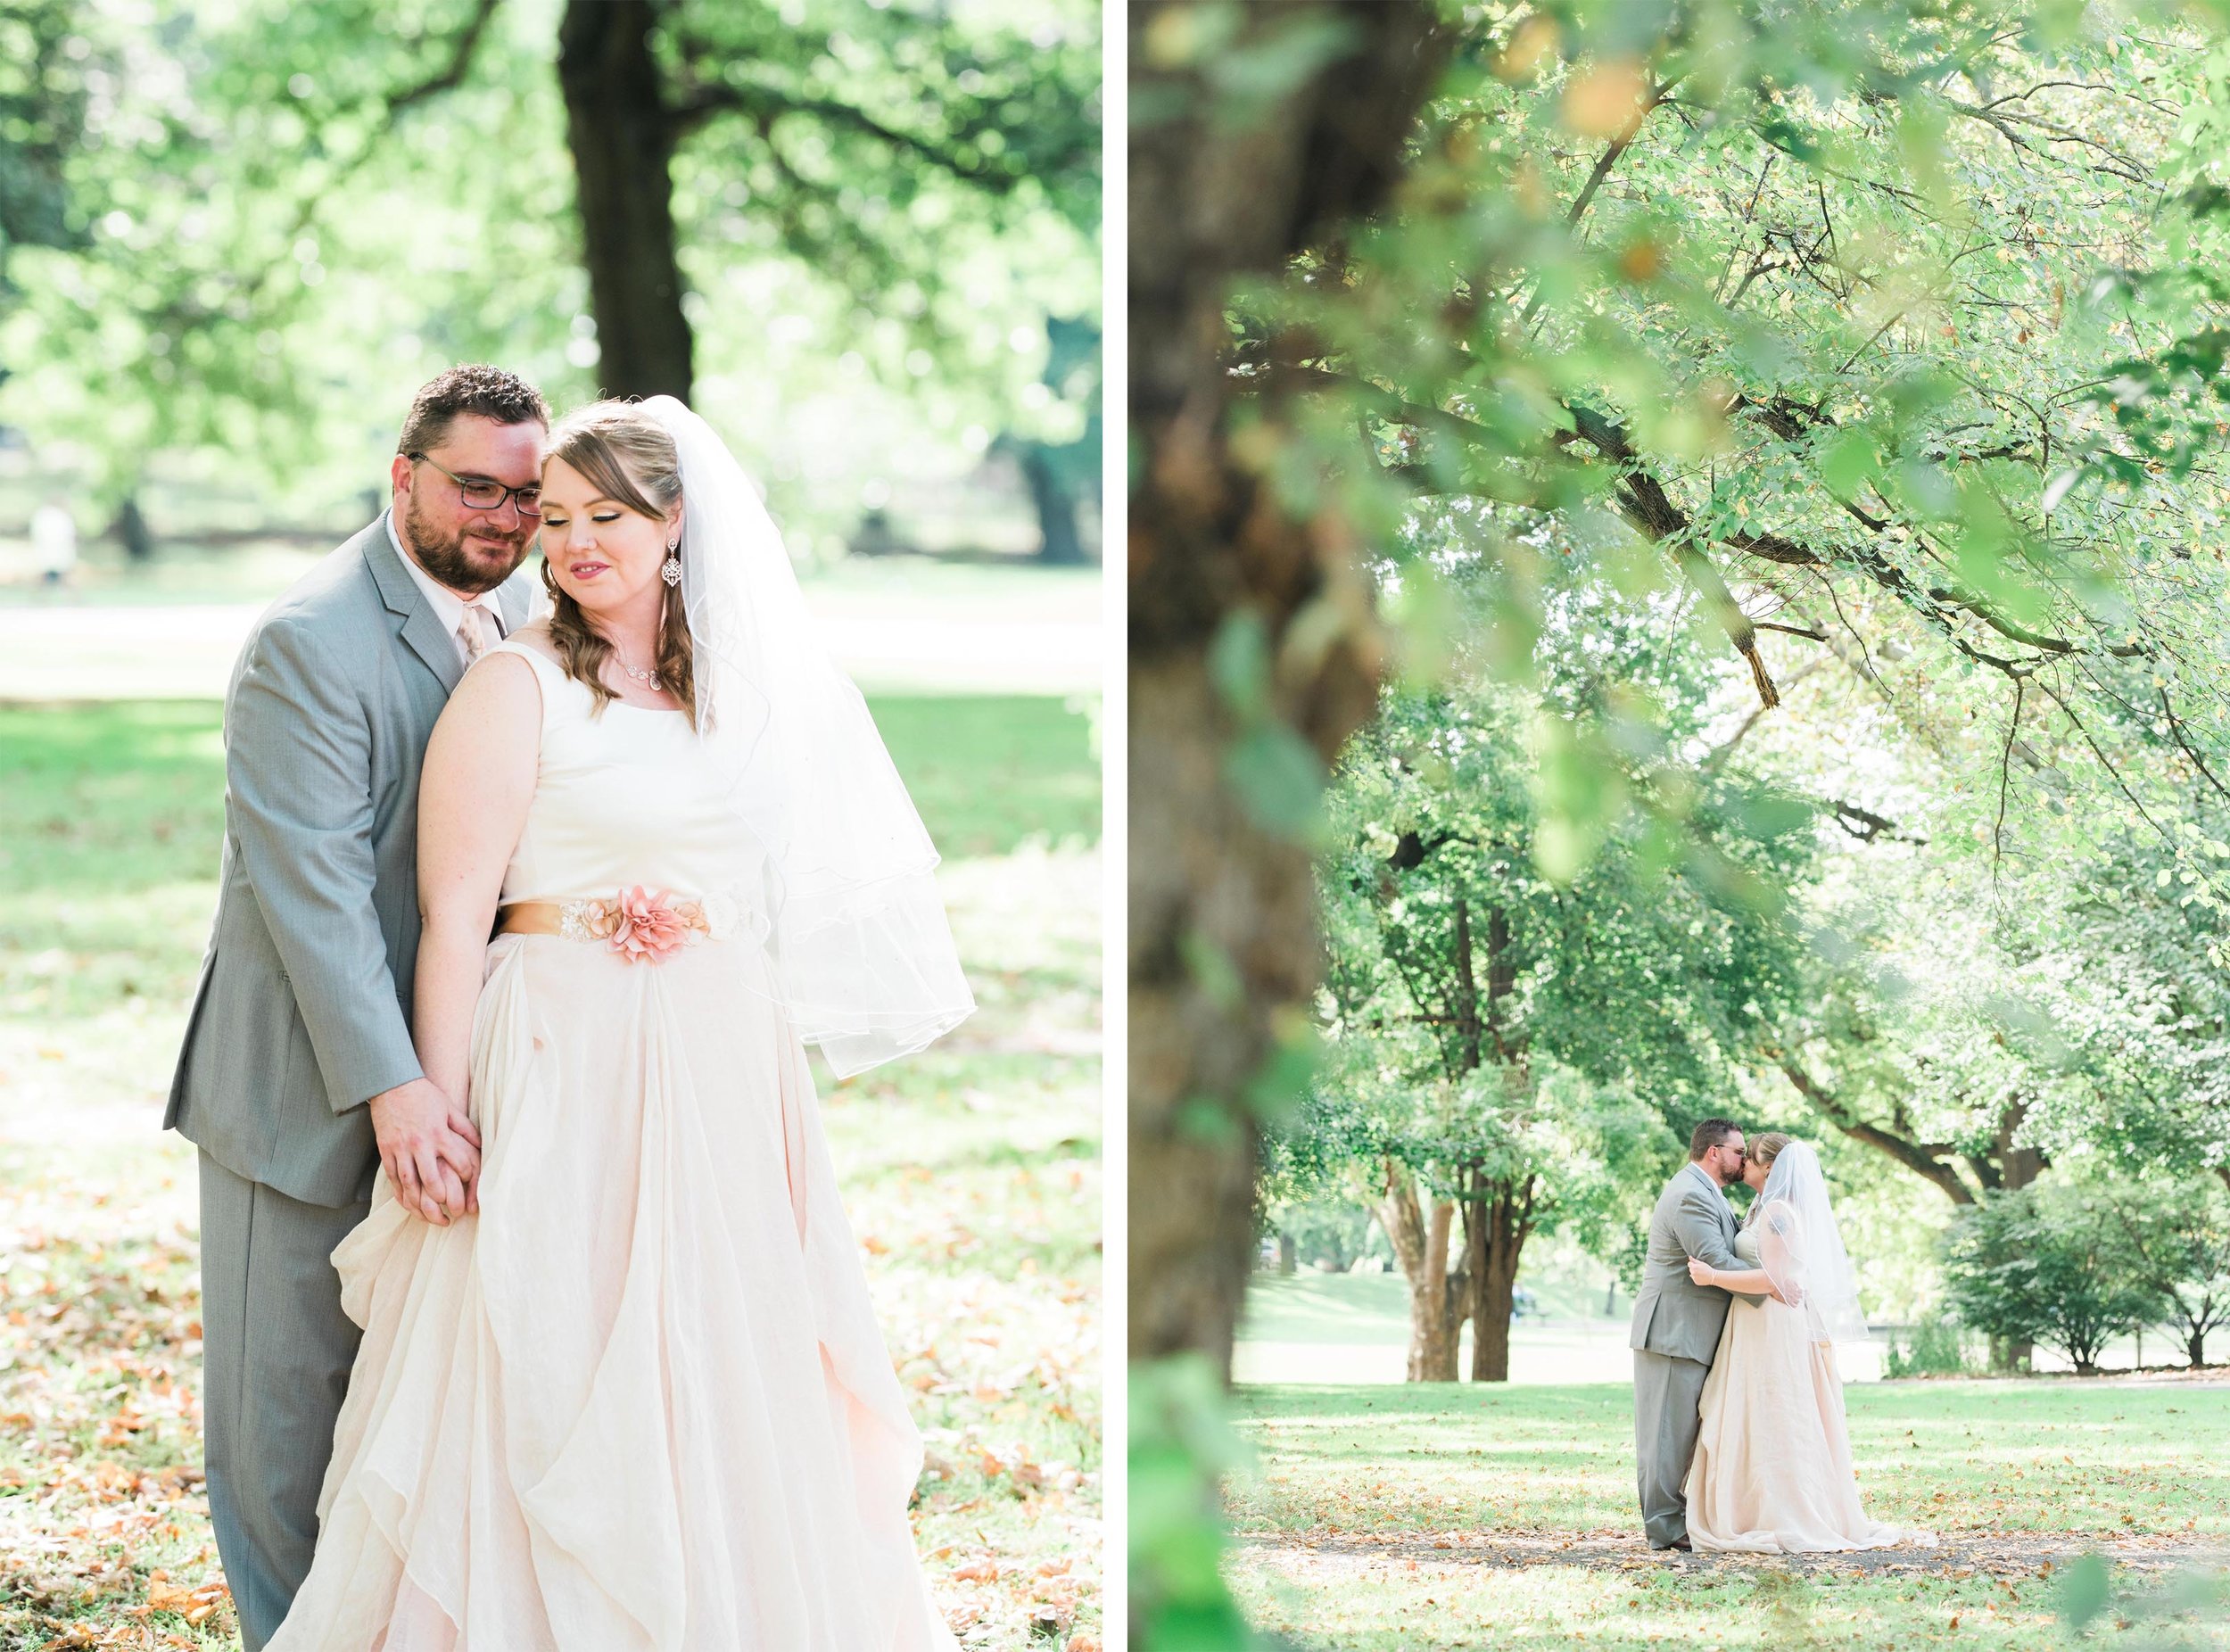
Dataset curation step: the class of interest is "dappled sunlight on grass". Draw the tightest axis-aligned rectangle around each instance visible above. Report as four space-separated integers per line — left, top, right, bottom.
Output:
1226 1382 2230 1649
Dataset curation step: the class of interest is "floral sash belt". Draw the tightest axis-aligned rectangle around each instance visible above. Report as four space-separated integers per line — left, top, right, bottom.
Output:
495 886 754 964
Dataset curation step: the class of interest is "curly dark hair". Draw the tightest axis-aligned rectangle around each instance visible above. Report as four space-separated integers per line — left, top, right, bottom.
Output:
395 365 549 456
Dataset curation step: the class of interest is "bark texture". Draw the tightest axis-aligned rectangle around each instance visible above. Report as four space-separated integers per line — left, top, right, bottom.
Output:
1129 0 1448 1372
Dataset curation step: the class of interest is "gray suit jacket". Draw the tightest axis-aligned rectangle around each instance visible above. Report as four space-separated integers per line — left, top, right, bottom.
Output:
164 515 533 1208
1627 1162 1744 1366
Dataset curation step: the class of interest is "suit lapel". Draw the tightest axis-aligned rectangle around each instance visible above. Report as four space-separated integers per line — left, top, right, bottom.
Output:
1689 1163 1734 1235
363 512 464 694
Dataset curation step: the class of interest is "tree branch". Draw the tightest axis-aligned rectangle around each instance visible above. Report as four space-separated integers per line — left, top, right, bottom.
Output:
1827 797 1927 845
1774 1056 1978 1203
668 80 1022 188
388 0 505 120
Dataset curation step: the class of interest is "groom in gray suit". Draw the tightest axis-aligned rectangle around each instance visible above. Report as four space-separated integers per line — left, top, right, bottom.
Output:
164 365 548 1648
1627 1117 1747 1551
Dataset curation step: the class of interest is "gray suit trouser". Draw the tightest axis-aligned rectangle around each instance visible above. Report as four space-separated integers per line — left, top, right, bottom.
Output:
1632 1347 1711 1549
198 1150 368 1650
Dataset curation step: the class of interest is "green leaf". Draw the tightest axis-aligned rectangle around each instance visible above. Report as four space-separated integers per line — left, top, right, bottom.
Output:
1226 723 1326 839
1209 609 1275 726
1819 429 1879 496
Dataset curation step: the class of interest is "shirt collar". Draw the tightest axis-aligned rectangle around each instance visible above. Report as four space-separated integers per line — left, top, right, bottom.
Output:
385 508 500 637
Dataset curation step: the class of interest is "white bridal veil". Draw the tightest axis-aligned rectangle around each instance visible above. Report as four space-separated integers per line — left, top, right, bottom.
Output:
640 395 975 1075
1754 1141 1871 1343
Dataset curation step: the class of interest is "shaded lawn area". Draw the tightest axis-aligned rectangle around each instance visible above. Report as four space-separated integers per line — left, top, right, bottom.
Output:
1226 1382 2230 1650
0 698 1101 1650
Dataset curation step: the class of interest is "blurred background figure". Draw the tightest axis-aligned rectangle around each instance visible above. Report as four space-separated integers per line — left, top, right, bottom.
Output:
31 494 76 589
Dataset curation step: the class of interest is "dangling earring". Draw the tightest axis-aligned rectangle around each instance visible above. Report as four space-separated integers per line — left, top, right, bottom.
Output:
661 531 682 588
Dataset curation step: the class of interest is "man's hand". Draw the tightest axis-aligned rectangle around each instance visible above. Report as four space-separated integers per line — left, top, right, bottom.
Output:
368 1078 481 1224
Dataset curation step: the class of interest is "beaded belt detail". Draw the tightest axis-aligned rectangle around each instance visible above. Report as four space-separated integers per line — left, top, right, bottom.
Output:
496 886 746 964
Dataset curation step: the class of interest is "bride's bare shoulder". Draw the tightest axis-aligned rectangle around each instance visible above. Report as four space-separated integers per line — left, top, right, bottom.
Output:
505 618 563 664
446 632 546 725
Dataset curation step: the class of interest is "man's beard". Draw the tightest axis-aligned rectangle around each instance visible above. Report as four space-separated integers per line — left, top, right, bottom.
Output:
402 494 532 596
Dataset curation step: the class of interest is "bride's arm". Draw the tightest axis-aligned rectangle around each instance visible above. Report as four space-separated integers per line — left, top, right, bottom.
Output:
1689 1204 1796 1302
1687 1259 1789 1302
414 653 541 1210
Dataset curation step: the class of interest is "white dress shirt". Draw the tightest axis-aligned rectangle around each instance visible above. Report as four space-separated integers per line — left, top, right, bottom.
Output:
385 509 507 668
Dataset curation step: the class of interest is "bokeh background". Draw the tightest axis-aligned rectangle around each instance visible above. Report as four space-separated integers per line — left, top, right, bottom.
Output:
0 2 1101 1647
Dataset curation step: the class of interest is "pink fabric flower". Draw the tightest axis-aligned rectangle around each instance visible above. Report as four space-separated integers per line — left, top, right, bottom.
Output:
608 886 690 963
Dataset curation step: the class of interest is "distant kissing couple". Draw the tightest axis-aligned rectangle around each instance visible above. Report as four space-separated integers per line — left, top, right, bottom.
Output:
1628 1119 1937 1554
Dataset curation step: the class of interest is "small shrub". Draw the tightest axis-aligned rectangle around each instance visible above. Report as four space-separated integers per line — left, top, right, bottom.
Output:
1943 1182 2167 1375
1884 1313 1970 1378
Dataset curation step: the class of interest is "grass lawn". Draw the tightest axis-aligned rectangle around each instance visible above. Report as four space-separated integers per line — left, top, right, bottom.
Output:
1226 1382 2230 1649
0 698 1102 1651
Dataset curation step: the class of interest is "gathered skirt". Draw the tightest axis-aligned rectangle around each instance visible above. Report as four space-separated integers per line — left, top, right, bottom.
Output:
266 932 958 1650
1684 1294 1932 1555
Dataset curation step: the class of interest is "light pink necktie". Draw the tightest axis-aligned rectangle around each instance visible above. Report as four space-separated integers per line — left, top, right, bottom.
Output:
458 604 491 665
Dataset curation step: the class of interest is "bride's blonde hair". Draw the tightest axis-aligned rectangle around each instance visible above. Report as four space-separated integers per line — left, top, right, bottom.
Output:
1747 1131 1794 1169
541 401 696 725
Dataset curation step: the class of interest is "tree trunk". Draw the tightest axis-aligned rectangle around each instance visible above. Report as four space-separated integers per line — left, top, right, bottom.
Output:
1996 1116 2040 1371
1128 16 1450 1642
557 0 694 401
1020 444 1087 564
1460 1165 1488 1377
1276 1234 1296 1275
1466 1173 1535 1383
2192 1328 2208 1368
1128 0 1449 1383
111 492 152 563
1377 1160 1461 1381
1412 1202 1460 1382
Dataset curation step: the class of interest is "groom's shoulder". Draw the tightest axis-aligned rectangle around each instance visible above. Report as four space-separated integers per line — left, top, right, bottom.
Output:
242 522 388 657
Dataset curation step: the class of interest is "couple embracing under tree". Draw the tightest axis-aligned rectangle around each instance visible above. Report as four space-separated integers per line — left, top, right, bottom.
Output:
1629 1119 1937 1555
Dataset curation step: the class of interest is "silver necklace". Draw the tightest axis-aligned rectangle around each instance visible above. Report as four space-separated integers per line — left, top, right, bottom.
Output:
615 652 663 692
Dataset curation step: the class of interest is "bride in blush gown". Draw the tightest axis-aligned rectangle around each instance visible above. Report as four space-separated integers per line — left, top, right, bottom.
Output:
266 398 976 1649
1681 1136 1932 1555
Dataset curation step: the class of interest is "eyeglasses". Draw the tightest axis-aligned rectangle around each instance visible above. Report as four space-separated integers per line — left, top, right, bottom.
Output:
408 451 541 518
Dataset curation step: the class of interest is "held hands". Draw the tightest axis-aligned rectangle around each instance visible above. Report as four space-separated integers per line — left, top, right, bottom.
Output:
368 1077 482 1224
